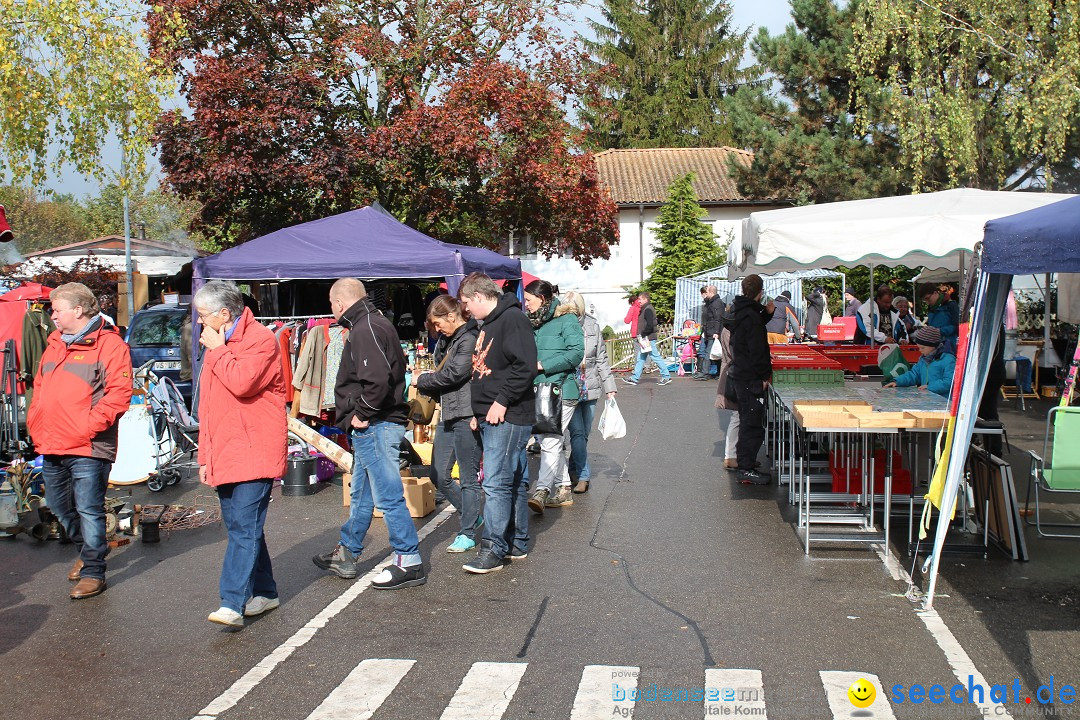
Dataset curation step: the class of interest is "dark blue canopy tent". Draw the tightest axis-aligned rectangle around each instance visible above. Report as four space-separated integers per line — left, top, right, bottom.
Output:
193 205 521 290
922 195 1080 609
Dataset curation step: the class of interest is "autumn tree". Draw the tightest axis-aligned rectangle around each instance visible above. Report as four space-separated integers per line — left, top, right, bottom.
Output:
583 0 753 149
643 174 717 320
0 186 89 253
726 0 911 205
0 0 181 188
851 0 1080 190
149 0 618 263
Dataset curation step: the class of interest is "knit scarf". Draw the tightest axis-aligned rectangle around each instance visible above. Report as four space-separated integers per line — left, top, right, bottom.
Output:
528 299 553 329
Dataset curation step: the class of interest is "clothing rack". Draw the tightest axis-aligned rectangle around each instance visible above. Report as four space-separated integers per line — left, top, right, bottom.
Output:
255 314 334 322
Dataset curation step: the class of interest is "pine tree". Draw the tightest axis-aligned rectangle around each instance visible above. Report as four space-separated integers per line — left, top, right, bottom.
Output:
725 0 912 204
643 174 718 321
582 0 753 150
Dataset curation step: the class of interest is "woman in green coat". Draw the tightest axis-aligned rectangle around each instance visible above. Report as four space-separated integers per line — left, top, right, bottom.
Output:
522 280 584 515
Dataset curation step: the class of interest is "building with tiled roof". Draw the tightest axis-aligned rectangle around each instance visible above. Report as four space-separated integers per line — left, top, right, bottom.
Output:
519 147 787 333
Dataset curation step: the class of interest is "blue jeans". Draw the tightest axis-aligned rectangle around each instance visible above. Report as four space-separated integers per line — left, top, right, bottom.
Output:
217 479 276 613
568 399 597 481
43 455 111 580
479 420 531 559
631 340 671 381
431 417 483 540
341 422 420 566
697 338 717 375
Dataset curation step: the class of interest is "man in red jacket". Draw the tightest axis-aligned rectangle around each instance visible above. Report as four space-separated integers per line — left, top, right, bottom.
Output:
28 283 132 599
196 280 287 626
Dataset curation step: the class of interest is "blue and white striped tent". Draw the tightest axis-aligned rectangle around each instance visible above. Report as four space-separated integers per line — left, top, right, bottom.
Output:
674 266 844 331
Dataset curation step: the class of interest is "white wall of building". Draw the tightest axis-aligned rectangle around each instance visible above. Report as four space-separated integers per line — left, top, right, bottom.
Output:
521 205 756 332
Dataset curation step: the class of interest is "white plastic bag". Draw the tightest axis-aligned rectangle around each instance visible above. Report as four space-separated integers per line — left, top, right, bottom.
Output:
708 337 723 360
598 397 626 440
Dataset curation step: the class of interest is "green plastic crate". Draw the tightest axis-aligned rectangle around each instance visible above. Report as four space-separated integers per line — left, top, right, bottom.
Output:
772 368 845 386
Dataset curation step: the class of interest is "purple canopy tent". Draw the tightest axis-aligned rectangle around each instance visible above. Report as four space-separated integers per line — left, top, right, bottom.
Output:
190 205 522 367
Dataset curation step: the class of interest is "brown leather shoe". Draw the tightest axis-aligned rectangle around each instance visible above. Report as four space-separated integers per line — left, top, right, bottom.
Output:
572 479 590 494
70 577 106 599
68 558 84 582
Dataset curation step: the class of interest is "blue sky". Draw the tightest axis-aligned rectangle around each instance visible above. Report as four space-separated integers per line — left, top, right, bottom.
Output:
43 0 794 198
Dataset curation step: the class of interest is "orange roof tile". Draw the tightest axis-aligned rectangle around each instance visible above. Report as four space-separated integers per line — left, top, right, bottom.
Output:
594 147 754 205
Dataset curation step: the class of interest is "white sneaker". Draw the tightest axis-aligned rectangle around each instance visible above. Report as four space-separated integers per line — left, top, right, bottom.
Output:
208 606 244 626
244 596 280 617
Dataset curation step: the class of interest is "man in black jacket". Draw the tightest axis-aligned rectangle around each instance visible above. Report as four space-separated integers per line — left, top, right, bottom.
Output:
458 273 538 574
729 274 773 485
694 285 725 379
313 278 426 590
626 292 671 385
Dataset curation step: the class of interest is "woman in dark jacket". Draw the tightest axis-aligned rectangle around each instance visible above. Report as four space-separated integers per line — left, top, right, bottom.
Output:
523 280 584 514
415 296 483 553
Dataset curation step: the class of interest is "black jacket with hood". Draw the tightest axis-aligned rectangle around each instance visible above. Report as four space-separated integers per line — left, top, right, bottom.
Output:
730 295 773 383
702 294 725 338
334 297 409 429
415 319 479 423
471 293 538 426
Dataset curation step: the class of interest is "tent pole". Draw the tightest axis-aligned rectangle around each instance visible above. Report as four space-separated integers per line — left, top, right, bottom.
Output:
1042 273 1062 367
869 260 875 347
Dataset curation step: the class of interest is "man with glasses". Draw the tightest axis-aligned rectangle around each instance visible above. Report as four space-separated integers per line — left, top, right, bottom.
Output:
27 283 132 599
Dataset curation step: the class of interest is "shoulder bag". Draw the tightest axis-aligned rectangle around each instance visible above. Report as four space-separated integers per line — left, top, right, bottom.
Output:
407 348 450 425
533 382 562 434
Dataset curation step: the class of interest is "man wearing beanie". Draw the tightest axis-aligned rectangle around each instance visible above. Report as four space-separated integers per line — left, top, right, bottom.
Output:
884 325 956 397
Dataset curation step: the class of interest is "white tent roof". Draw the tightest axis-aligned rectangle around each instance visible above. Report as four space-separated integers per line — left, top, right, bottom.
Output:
728 188 1074 275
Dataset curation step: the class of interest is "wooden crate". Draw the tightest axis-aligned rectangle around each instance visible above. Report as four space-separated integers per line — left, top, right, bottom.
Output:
795 410 859 428
858 412 916 428
841 404 875 415
904 411 949 429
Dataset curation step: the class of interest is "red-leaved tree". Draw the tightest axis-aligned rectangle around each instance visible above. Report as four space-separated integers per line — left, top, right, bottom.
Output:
149 0 618 264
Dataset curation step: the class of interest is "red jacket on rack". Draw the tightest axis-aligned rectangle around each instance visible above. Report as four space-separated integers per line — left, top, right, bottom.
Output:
197 308 287 487
27 318 132 460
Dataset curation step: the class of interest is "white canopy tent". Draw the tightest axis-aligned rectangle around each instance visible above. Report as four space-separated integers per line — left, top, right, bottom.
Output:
675 266 844 330
728 189 1073 276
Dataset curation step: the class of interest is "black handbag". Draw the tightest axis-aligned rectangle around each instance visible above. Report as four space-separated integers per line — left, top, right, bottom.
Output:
533 382 562 434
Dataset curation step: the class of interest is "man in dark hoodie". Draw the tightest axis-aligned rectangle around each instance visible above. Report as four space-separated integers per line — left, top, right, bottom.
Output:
765 289 800 344
730 274 773 485
458 272 538 574
313 278 426 590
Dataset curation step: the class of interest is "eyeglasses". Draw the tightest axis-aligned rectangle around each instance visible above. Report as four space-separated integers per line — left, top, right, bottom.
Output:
197 308 222 321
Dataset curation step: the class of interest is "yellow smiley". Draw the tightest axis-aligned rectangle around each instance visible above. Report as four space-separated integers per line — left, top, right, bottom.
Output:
848 678 876 709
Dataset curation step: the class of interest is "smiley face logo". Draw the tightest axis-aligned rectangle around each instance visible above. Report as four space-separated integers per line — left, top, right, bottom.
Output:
848 678 876 708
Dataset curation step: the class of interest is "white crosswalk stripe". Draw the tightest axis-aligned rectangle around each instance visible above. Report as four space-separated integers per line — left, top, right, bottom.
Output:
820 671 897 720
571 665 639 719
222 658 936 719
705 668 767 719
440 661 528 720
304 658 415 720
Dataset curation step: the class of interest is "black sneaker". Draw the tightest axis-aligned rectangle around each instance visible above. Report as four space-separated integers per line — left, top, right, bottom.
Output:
622 377 638 385
507 546 528 561
313 544 359 579
657 376 673 386
372 563 427 590
463 549 505 574
737 469 770 486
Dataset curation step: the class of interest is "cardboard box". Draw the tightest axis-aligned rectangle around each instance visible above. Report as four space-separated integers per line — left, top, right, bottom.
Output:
371 475 435 518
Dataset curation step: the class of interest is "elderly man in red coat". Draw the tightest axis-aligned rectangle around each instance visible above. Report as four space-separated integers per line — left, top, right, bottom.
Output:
196 280 287 627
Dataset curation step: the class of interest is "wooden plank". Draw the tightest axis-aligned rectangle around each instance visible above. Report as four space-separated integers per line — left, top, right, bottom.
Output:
287 417 353 472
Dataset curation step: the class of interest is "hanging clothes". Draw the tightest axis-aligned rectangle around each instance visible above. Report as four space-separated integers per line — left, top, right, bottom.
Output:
21 305 55 405
293 329 327 417
322 325 348 408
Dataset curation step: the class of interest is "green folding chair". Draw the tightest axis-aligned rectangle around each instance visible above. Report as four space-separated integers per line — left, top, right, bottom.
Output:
1026 407 1080 538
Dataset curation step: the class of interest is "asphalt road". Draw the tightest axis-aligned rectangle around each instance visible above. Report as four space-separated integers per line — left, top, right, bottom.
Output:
1 376 1077 720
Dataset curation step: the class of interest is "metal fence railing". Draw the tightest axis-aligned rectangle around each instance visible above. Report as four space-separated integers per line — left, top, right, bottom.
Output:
606 324 674 371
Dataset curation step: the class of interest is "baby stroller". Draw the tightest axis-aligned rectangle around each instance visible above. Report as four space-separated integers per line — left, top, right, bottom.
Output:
134 361 199 491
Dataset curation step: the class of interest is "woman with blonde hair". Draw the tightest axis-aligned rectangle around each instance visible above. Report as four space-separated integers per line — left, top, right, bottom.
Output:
561 291 616 494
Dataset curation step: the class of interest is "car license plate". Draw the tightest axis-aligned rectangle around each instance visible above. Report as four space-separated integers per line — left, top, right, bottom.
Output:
156 361 181 370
